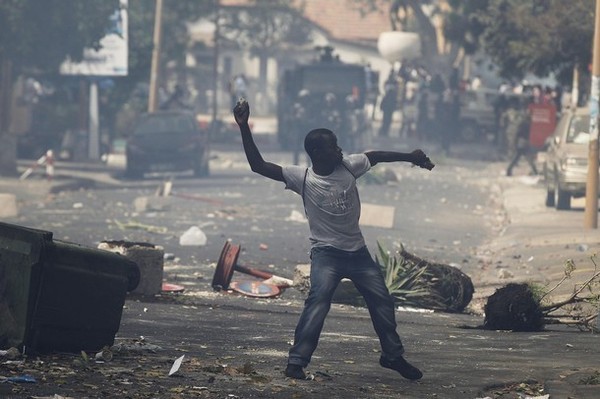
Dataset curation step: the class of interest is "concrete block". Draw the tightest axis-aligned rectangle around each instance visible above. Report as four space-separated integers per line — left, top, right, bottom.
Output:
0 194 18 218
98 241 164 295
360 203 395 228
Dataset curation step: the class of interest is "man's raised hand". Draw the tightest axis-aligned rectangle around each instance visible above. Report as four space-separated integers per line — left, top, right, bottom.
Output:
411 149 435 170
233 97 249 125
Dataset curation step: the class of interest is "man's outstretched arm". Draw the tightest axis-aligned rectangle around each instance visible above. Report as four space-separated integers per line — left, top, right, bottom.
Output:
365 149 435 170
233 100 284 182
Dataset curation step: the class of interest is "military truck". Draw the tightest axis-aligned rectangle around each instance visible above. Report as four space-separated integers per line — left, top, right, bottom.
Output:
277 47 376 153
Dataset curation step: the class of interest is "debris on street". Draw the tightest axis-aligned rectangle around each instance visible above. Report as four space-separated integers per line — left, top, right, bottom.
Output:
484 283 544 331
484 257 600 332
98 240 165 296
114 219 168 234
168 355 185 376
179 226 207 246
211 241 293 297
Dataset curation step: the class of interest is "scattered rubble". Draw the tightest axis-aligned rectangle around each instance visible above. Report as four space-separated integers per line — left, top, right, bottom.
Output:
484 257 600 332
98 241 165 296
399 246 474 312
484 283 544 331
179 226 207 246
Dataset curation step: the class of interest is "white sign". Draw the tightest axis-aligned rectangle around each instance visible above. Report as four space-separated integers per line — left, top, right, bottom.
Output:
60 0 128 76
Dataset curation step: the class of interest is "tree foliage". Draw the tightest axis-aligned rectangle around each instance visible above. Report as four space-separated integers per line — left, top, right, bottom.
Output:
445 0 595 82
219 0 312 57
443 0 487 55
0 0 120 71
104 0 214 119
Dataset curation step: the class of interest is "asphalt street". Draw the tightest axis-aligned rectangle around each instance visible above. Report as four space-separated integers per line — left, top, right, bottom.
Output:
1 126 599 398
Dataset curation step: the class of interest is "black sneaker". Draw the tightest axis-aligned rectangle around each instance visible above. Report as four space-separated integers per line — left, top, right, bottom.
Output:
380 356 423 380
285 364 306 379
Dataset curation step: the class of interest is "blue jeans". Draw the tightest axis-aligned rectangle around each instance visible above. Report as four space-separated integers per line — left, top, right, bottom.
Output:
288 245 405 367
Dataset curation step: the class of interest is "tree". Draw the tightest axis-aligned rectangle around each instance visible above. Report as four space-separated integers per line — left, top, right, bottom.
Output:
0 0 119 175
445 0 594 85
350 0 442 61
0 0 219 173
102 0 214 134
218 0 312 114
443 0 487 56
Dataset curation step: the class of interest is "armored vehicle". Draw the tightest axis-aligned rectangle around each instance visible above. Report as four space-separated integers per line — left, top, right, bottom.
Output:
277 47 376 153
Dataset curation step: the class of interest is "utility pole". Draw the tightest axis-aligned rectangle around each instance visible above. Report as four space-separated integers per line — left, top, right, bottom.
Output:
211 0 220 131
148 0 164 112
585 0 600 228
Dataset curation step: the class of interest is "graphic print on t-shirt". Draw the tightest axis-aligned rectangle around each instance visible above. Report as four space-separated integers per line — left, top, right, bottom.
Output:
319 188 353 214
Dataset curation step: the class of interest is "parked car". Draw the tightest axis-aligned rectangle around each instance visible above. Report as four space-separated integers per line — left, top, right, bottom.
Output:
543 107 590 210
125 111 209 178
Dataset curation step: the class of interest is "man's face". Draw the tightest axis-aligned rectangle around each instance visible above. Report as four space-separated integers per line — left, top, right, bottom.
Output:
315 134 343 167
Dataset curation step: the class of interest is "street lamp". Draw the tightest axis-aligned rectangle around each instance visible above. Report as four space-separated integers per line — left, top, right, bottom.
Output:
148 0 164 113
211 0 220 132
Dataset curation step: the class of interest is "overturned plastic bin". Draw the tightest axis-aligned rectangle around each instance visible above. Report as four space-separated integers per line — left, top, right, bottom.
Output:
0 221 139 354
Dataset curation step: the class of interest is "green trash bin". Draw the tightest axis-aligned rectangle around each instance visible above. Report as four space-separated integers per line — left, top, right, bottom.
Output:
0 221 139 354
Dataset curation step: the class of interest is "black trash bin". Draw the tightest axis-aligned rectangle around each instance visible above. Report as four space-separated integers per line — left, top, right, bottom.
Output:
0 221 140 354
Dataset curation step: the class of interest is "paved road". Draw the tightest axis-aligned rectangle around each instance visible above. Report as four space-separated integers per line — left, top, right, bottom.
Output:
1 131 599 399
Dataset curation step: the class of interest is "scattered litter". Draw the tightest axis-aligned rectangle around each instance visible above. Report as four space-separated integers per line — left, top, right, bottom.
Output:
94 347 113 362
2 374 36 384
169 355 185 376
229 281 281 298
173 192 223 205
315 371 332 380
114 219 168 234
397 306 434 313
155 179 173 197
577 244 589 252
0 347 20 359
72 202 83 209
263 275 294 287
112 341 163 353
259 243 268 250
179 226 207 246
497 268 514 279
527 256 534 262
19 149 54 181
518 175 541 185
164 252 176 260
286 210 307 223
162 282 185 293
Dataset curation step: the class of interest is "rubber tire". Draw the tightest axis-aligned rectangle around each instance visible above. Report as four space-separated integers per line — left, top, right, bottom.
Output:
545 189 555 207
555 188 571 210
125 163 144 179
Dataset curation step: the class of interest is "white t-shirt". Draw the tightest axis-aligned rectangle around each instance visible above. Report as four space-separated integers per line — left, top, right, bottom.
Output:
282 154 371 251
